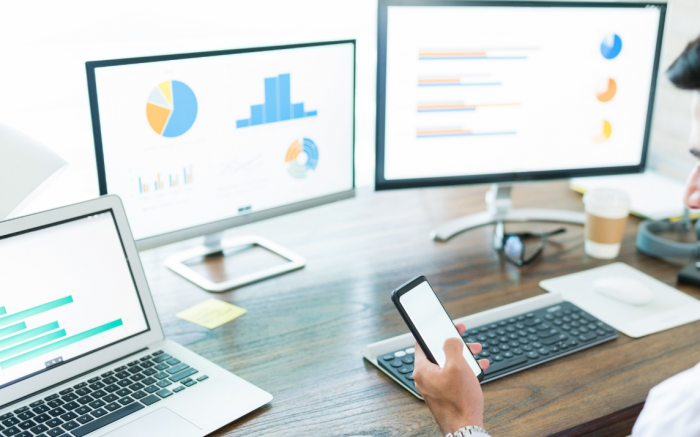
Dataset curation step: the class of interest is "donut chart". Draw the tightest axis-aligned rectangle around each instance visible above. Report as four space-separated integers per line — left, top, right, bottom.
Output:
146 80 198 137
600 34 622 60
596 78 617 103
285 138 319 179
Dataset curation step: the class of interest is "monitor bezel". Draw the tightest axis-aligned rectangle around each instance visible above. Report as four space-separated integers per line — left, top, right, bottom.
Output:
375 0 667 191
86 40 357 249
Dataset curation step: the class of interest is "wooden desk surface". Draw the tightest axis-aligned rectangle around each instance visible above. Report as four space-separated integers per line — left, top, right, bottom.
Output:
139 181 700 437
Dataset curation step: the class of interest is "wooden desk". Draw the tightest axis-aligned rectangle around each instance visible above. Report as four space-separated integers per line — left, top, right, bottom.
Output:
139 181 700 437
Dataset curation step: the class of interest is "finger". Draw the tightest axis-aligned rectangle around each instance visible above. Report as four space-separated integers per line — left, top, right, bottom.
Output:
456 323 466 335
478 359 490 371
413 342 428 367
467 342 482 354
443 337 465 366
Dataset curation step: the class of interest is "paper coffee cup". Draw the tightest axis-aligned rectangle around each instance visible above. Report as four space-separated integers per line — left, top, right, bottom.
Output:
583 188 630 259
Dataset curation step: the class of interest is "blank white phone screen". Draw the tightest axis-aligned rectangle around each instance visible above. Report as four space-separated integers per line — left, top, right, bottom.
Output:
400 281 482 376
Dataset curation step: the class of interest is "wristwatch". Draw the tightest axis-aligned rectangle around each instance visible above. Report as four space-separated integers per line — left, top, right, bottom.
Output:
445 425 490 436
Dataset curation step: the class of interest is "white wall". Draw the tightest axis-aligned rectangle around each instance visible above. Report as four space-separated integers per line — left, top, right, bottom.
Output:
0 0 377 215
2 0 700 217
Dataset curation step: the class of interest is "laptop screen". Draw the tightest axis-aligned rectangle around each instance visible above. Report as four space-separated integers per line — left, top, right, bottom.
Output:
0 211 149 389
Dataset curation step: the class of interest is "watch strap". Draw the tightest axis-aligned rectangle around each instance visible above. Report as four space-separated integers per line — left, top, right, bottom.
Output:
445 425 490 436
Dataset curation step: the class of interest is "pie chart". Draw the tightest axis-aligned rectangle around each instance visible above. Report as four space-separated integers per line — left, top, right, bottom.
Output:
146 80 198 137
285 138 319 179
600 34 622 60
593 120 612 143
596 78 617 103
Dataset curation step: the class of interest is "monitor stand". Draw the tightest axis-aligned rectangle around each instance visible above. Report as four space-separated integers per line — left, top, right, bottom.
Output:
164 233 306 293
430 184 586 250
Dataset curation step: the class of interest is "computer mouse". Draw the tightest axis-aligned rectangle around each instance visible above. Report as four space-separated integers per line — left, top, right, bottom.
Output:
593 277 654 305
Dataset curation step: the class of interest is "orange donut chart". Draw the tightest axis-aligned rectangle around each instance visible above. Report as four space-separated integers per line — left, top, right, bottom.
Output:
596 78 617 103
593 120 612 143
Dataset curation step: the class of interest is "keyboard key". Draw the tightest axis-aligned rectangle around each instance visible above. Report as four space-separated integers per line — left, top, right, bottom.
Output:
169 368 198 382
15 412 33 421
104 403 120 412
87 377 100 384
34 414 51 423
141 361 155 369
75 388 90 397
60 394 77 403
46 400 63 409
140 395 160 406
117 397 134 406
397 366 412 374
32 405 50 414
140 355 152 361
77 396 93 406
166 363 188 375
196 375 209 382
526 351 539 359
115 366 127 372
173 386 186 393
44 395 60 402
75 415 93 425
90 390 107 399
157 380 171 388
154 372 169 380
62 402 79 412
47 428 66 436
184 380 197 387
88 382 104 391
541 334 568 346
130 374 145 382
155 363 169 371
73 383 87 390
45 418 62 428
18 420 35 430
127 360 139 367
115 372 130 380
74 407 91 416
381 354 394 361
59 412 77 422
91 409 107 418
493 355 503 361
152 354 171 363
29 401 44 408
156 389 172 399
70 403 144 437
104 384 119 393
143 368 157 376
102 376 118 385
130 383 145 391
115 389 131 397
144 385 159 394
100 371 114 378
48 408 65 418
61 421 79 431
1 426 20 436
117 379 133 388
127 366 143 375
102 394 118 403
30 424 49 434
131 390 147 400
88 399 105 410
538 347 550 355
152 350 164 356
166 358 181 366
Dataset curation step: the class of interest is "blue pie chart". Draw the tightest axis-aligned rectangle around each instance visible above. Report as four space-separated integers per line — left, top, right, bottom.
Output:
600 34 622 60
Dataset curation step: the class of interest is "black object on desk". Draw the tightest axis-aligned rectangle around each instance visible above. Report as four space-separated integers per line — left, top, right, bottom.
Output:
378 301 617 395
678 261 700 287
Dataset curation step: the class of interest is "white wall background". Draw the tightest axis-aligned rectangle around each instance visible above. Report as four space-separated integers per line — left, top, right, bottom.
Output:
1 0 700 216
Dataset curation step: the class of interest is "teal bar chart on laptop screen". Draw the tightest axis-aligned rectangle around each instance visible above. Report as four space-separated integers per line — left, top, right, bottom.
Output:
0 212 149 387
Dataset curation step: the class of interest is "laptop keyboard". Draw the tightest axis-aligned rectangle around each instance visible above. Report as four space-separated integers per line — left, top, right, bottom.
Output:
0 350 209 437
378 301 617 396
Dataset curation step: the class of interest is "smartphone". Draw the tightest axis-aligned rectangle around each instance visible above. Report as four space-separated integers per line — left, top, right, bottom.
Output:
391 276 484 381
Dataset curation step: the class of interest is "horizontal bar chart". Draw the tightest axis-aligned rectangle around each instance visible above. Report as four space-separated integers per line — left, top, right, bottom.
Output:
237 73 317 128
0 319 123 369
0 321 59 350
0 322 26 339
0 307 5 316
0 329 66 361
416 128 516 138
0 296 73 328
418 78 501 87
419 49 535 61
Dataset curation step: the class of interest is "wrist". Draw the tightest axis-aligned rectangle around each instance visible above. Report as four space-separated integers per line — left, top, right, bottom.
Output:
440 416 484 436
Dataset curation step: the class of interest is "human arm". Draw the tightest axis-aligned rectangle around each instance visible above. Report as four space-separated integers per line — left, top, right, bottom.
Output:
412 322 491 436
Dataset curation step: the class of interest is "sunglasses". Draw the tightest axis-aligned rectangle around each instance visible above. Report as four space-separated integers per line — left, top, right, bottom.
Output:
498 228 567 266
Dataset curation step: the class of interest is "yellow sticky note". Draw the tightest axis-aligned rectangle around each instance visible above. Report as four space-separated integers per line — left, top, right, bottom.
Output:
176 299 246 330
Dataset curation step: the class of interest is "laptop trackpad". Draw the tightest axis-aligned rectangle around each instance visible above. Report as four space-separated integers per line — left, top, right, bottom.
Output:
104 407 201 437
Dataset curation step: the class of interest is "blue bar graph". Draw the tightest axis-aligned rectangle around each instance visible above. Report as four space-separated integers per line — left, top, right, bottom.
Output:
0 321 59 350
0 329 66 361
237 73 317 128
0 322 26 339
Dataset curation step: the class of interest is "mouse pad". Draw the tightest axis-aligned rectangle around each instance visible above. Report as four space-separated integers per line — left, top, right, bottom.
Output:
104 407 201 437
540 262 700 338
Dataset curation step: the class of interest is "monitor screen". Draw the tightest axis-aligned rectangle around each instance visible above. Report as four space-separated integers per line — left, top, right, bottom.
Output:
0 212 149 389
376 1 665 189
88 41 355 241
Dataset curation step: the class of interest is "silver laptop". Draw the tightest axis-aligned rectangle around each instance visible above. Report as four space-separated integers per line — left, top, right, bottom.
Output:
0 195 272 437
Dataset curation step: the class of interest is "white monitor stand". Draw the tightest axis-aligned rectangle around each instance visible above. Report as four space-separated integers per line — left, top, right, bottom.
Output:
164 233 306 293
430 184 586 250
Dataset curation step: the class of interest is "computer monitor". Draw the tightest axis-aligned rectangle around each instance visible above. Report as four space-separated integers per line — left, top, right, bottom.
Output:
86 41 356 291
376 1 665 242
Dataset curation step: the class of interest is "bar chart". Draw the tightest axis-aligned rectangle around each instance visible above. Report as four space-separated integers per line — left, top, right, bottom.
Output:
139 166 193 193
236 73 317 128
0 296 123 369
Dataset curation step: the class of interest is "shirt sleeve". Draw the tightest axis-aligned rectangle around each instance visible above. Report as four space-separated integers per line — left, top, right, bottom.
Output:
632 362 700 436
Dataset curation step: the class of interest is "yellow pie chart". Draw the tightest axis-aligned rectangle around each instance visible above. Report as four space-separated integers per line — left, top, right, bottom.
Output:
596 78 617 103
593 120 612 143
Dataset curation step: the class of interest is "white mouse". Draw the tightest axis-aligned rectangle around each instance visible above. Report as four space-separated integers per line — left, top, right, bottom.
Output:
593 276 654 305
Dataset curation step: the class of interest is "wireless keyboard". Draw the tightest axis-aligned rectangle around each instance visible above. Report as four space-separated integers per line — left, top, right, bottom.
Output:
378 301 617 395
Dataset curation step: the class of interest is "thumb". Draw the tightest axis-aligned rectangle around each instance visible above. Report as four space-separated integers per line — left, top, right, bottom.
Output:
443 337 465 366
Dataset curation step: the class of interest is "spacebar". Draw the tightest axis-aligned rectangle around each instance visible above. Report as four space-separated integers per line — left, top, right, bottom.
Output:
484 356 528 375
71 403 144 437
